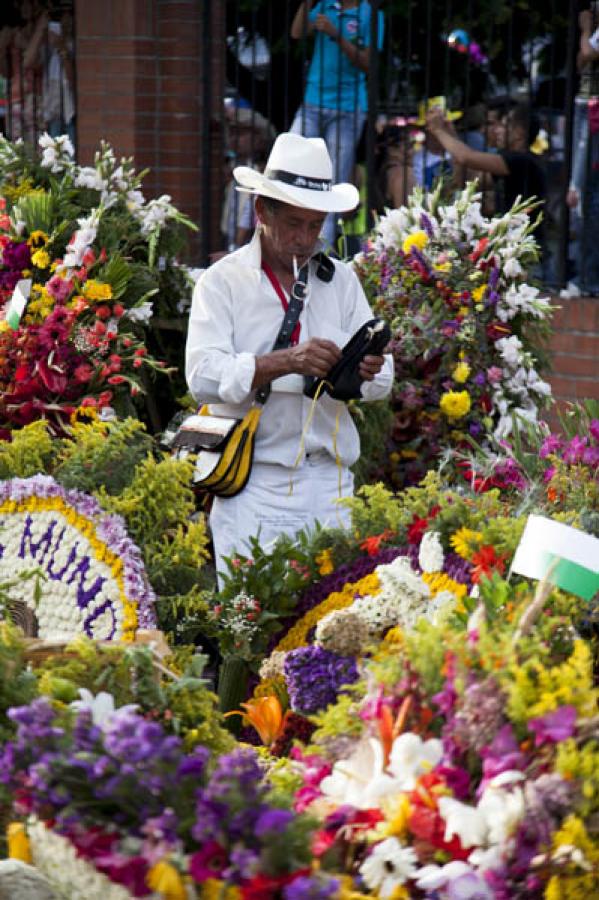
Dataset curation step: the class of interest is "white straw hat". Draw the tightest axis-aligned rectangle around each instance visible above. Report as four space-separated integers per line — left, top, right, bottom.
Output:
233 132 359 213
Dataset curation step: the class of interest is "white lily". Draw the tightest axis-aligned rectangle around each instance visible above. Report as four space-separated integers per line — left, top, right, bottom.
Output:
437 796 489 849
70 689 138 729
319 737 400 809
388 732 443 790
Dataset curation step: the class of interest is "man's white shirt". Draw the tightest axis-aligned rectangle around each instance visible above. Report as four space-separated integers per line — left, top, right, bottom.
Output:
185 230 394 468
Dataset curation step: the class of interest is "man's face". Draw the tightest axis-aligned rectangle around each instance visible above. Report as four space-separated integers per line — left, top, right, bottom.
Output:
257 199 326 271
485 110 502 148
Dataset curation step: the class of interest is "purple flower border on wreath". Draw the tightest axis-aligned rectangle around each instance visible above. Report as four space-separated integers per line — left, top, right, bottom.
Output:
0 475 156 628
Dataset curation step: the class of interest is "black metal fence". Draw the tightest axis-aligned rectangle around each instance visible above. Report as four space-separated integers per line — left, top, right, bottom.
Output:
221 0 597 294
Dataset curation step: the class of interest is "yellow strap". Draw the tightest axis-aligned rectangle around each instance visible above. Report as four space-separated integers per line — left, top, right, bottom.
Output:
288 380 330 495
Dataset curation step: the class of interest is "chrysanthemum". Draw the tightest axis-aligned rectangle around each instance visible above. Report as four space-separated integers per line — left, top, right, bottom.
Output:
440 390 471 420
359 837 418 897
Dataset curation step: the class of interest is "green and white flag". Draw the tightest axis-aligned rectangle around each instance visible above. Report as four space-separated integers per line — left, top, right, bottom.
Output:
5 279 31 330
511 514 599 601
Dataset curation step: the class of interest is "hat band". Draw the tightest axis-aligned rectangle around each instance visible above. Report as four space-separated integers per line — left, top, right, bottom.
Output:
265 167 332 192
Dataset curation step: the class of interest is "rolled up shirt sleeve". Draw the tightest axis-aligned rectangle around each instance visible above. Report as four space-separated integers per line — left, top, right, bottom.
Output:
344 265 395 402
185 268 257 405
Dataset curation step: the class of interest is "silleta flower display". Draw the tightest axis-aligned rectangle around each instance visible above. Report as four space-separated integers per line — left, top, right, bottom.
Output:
0 475 156 640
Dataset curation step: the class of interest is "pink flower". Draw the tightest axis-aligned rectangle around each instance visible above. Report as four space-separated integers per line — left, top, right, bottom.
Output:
486 366 504 384
46 274 73 303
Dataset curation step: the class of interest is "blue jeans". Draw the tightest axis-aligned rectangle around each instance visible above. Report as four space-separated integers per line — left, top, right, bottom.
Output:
290 103 366 248
570 98 599 295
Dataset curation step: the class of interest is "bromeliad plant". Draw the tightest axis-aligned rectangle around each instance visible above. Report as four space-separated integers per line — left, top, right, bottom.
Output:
354 181 553 489
0 133 197 432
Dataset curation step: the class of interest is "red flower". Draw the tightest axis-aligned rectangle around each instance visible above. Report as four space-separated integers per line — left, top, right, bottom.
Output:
74 363 94 384
470 545 507 584
240 870 311 900
189 841 227 882
360 529 395 556
469 237 489 262
485 321 511 342
95 305 112 321
407 515 428 545
107 375 126 385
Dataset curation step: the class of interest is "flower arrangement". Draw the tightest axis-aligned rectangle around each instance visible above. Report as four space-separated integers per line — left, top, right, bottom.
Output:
0 474 156 641
354 182 553 488
0 417 212 642
1 691 321 899
0 134 196 432
282 573 599 898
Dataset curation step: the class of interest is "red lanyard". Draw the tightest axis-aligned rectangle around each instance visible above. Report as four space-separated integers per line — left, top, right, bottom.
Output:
262 261 301 346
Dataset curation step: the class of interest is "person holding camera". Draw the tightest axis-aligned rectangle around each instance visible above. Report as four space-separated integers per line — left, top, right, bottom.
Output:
289 1 384 249
564 4 599 297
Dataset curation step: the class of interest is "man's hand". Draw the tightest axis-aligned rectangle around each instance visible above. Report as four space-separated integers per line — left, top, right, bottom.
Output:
288 338 341 376
359 354 385 382
425 107 448 135
313 14 338 39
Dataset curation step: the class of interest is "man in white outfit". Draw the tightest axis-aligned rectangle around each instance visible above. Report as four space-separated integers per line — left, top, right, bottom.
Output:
185 132 393 580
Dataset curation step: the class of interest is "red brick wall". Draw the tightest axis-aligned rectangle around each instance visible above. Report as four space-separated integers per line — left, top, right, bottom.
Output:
548 297 599 408
75 0 225 260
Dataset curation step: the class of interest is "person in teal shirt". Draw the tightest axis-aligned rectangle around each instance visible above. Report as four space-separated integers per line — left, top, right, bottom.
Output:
290 1 384 248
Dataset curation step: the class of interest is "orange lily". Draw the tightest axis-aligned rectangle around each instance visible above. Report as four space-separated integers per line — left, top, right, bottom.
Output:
378 695 413 767
225 695 288 746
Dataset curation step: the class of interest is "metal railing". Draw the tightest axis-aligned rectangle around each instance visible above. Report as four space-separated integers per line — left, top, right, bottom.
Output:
219 0 595 293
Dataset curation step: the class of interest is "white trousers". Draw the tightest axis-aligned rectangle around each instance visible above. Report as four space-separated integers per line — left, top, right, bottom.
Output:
210 453 353 584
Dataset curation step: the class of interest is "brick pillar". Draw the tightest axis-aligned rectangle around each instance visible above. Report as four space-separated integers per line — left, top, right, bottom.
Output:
75 0 225 262
549 297 599 407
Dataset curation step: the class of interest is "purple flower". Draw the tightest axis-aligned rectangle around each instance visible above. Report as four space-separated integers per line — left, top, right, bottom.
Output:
539 434 563 459
527 705 577 745
590 419 599 442
420 212 435 238
284 875 341 899
2 239 31 271
479 724 528 791
284 646 359 715
473 372 486 387
254 808 294 837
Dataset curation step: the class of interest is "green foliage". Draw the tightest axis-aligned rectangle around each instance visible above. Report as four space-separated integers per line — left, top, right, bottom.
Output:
0 622 38 743
54 417 155 495
36 637 234 756
97 452 196 546
307 690 364 752
351 399 395 489
0 420 56 479
12 189 57 235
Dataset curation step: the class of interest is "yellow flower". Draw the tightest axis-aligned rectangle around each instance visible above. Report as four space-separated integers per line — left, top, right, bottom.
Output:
31 249 50 269
472 283 487 303
146 859 186 900
452 362 471 383
83 279 113 302
201 880 241 900
433 261 451 272
316 548 335 576
378 793 411 838
402 230 428 255
450 527 482 560
27 229 49 248
7 822 32 863
458 305 470 317
439 390 471 420
0 321 9 333
422 571 468 599
382 626 403 647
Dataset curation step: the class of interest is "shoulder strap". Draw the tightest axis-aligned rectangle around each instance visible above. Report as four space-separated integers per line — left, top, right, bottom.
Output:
255 262 309 405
